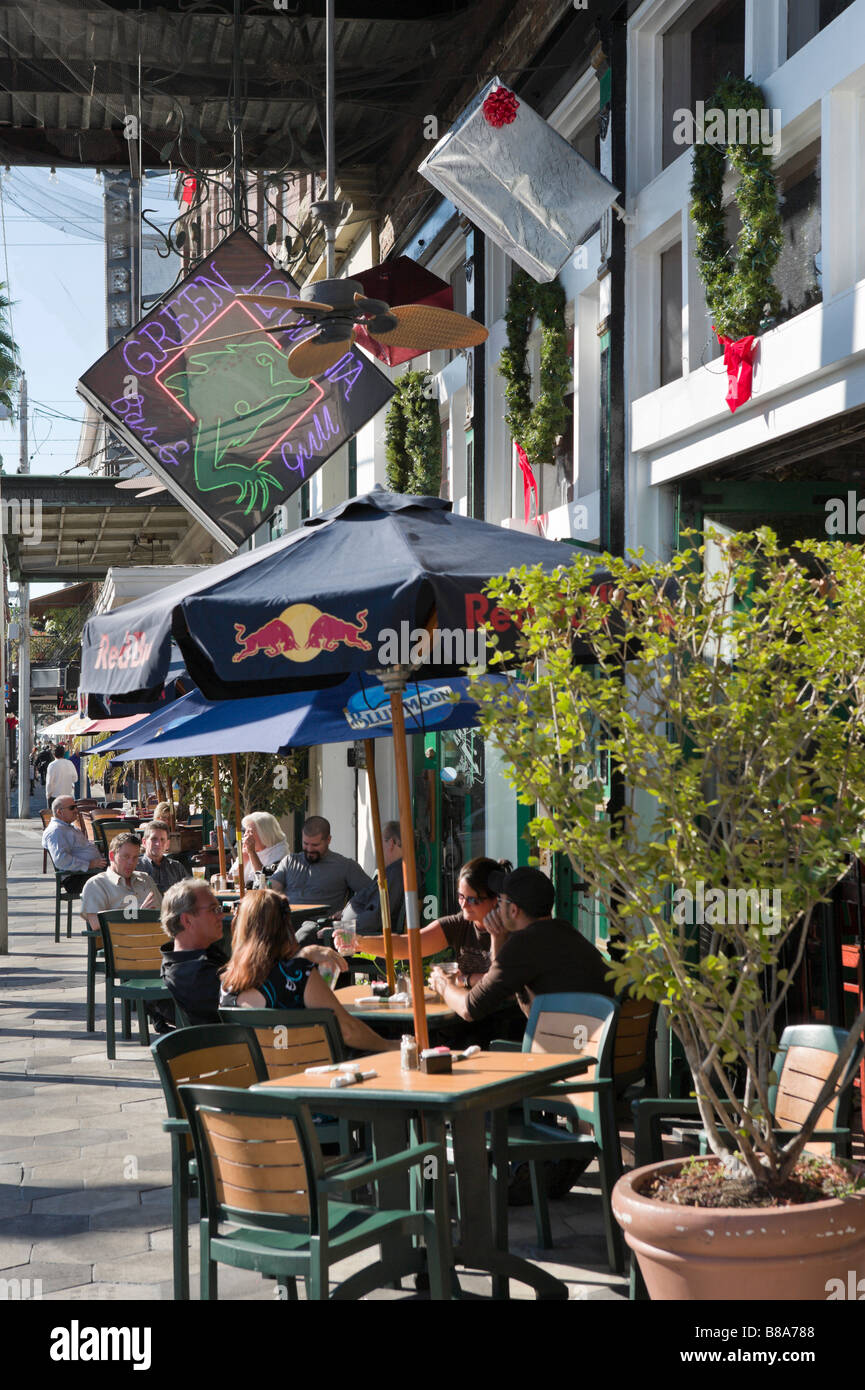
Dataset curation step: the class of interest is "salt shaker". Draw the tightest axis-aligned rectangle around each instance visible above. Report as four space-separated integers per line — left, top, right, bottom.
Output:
400 1035 419 1071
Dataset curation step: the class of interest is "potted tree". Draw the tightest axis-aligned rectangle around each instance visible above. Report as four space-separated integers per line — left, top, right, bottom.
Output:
471 527 865 1299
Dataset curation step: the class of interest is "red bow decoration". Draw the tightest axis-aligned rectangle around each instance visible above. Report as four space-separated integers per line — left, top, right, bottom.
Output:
180 175 197 205
482 86 519 128
715 329 756 413
515 442 539 524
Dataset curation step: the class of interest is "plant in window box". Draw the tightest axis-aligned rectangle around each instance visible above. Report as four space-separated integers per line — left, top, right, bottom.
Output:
470 528 865 1300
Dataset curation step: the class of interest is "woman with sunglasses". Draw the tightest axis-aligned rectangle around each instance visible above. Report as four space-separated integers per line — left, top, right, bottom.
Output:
220 889 397 1053
349 857 512 987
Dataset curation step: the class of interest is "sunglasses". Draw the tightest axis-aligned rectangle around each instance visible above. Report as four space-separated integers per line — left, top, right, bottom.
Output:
457 893 492 907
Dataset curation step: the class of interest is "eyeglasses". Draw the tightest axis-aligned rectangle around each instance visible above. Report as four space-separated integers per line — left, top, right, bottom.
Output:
457 893 491 907
197 902 223 916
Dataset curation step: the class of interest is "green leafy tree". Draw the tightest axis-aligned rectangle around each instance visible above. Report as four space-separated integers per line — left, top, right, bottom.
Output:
85 748 308 827
471 529 865 1189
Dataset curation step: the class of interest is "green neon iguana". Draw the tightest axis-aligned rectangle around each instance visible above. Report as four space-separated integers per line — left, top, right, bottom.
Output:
164 340 310 514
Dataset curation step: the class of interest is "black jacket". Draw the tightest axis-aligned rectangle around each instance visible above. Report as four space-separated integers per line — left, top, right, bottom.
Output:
349 857 405 933
160 940 228 1026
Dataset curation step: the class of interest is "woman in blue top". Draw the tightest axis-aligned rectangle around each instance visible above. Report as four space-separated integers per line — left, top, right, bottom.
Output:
220 889 396 1054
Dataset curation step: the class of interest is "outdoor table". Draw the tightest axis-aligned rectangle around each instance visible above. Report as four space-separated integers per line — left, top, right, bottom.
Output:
336 981 456 1024
254 1047 592 1299
216 893 330 925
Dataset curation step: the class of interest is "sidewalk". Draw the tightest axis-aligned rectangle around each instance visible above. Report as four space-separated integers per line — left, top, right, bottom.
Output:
0 819 627 1300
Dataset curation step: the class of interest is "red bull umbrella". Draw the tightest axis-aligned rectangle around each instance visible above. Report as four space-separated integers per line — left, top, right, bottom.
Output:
80 489 608 703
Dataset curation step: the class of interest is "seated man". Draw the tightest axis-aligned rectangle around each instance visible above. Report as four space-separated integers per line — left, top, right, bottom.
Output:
159 879 349 1026
42 796 106 893
138 820 186 894
80 833 162 934
340 820 405 934
428 866 614 1023
269 815 374 944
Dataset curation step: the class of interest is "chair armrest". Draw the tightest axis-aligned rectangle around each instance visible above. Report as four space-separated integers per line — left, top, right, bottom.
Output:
539 1077 612 1095
490 1040 521 1052
162 1118 190 1135
632 1098 702 1167
319 1141 442 1194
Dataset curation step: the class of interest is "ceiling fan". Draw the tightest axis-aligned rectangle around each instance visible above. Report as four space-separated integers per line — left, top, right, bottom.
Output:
227 0 489 379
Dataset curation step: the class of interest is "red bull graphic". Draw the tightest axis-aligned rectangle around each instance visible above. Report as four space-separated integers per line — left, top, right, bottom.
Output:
232 604 371 664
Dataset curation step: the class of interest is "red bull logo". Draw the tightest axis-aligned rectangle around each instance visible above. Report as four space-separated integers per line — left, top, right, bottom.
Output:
93 630 153 672
232 604 372 664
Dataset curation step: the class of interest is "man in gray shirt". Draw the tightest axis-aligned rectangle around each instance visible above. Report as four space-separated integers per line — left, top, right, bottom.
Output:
270 815 373 942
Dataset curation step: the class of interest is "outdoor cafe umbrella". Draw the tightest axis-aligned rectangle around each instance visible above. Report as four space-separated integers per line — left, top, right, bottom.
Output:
81 489 603 1048
108 673 503 988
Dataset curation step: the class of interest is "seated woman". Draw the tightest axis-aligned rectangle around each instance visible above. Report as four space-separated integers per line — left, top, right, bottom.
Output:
230 812 288 886
348 857 523 1045
220 889 397 1054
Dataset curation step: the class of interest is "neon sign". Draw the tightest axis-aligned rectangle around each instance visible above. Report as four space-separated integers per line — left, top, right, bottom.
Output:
77 229 395 550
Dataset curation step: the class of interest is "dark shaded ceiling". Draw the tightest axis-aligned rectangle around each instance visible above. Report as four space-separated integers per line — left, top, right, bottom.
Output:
0 0 516 172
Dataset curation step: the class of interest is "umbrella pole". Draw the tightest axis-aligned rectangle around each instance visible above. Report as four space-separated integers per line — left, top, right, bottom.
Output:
231 753 245 899
364 738 395 991
211 755 227 879
384 669 428 1053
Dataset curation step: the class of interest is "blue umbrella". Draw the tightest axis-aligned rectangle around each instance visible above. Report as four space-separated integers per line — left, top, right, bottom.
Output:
110 675 498 759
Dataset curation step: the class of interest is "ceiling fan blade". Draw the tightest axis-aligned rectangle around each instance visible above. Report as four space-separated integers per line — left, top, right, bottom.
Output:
135 486 167 498
370 304 489 350
288 332 355 379
115 477 157 490
236 294 333 314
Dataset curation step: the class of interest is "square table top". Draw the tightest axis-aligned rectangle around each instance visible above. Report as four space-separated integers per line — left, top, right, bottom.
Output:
336 982 457 1023
254 1048 592 1112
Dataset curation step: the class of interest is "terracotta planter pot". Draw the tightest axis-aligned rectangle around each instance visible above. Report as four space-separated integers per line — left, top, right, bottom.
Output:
612 1156 865 1300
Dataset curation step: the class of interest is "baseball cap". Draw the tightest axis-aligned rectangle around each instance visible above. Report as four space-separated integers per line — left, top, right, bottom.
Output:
487 867 555 918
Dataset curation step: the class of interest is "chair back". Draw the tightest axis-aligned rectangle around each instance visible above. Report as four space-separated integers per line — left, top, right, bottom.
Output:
769 1024 862 1150
612 996 659 1094
152 1025 268 1156
180 1083 323 1231
218 1008 345 1078
40 809 53 833
96 909 164 978
95 819 141 857
524 992 620 1126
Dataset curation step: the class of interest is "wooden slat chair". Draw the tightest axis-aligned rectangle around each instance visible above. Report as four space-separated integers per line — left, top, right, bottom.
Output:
218 1008 354 1152
180 1083 452 1301
39 808 52 873
632 1024 861 1170
94 819 141 859
628 1024 863 1302
85 908 162 1036
612 997 659 1097
152 1025 269 1300
835 862 865 1100
96 910 172 1059
491 992 625 1272
44 847 93 943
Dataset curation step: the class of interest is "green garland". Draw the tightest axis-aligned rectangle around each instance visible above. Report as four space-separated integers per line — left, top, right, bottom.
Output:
690 75 782 340
384 370 442 495
498 269 571 470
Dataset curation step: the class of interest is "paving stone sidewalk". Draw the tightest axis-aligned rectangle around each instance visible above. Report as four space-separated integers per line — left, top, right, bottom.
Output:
0 819 627 1301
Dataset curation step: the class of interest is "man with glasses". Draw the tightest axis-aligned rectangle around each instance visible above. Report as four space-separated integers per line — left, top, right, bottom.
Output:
159 879 349 1025
42 796 106 894
269 814 373 945
429 866 613 1022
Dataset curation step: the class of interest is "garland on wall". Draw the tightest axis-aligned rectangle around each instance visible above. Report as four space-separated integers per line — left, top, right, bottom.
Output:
498 268 571 520
384 370 442 495
690 74 783 412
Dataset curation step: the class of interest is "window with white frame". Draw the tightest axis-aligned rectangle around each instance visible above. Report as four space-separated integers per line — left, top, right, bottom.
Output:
787 0 855 57
774 139 822 326
662 0 746 169
660 240 684 385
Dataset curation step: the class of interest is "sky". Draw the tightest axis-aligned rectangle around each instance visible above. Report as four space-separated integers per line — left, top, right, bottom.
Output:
0 167 179 597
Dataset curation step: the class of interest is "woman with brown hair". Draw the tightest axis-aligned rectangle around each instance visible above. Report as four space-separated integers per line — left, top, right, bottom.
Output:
220 889 396 1054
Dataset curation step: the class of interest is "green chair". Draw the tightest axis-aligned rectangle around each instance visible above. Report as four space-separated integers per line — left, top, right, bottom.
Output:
627 1022 863 1301
93 818 140 859
494 992 625 1273
96 910 172 1060
44 848 91 943
218 1007 355 1153
152 1025 269 1300
180 1082 452 1301
85 907 162 1036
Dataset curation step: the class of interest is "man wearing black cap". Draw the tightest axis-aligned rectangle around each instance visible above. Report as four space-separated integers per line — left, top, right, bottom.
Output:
428 866 613 1021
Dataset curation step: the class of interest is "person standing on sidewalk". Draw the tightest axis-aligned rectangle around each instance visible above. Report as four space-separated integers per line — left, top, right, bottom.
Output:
44 747 77 807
